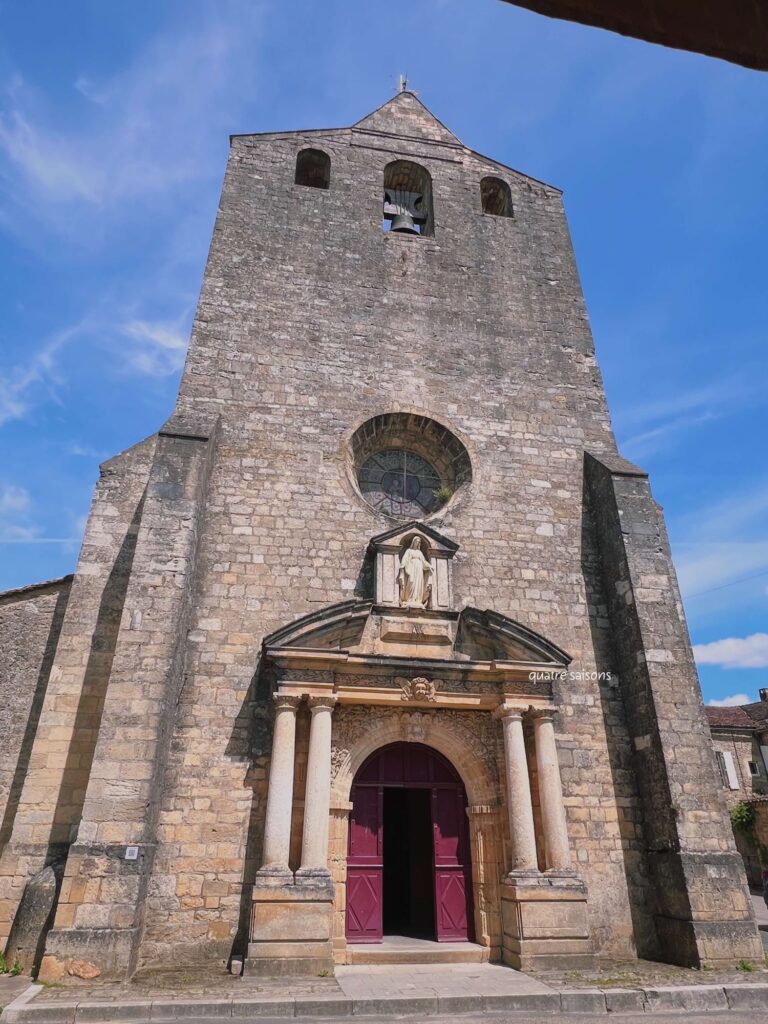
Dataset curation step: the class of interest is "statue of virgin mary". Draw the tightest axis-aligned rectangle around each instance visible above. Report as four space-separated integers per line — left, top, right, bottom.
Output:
397 537 432 608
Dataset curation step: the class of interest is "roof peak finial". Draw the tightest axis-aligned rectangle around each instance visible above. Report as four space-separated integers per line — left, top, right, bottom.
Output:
398 73 408 94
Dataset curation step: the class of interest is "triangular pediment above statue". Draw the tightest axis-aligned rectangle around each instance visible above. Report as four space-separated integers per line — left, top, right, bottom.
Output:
368 521 458 557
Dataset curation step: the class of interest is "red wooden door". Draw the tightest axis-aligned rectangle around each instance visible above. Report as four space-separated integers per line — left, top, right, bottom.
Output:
345 783 383 942
346 743 474 944
432 786 473 941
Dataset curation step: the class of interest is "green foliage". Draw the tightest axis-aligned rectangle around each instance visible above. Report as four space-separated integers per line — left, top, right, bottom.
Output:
731 801 756 833
730 800 768 865
433 486 453 506
0 950 24 976
737 960 755 972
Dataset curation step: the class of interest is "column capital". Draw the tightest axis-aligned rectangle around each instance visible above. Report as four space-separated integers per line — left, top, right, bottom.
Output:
494 702 524 721
528 705 557 723
307 694 338 713
273 693 301 712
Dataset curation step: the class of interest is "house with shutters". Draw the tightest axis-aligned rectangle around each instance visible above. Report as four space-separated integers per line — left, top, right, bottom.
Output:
706 691 768 885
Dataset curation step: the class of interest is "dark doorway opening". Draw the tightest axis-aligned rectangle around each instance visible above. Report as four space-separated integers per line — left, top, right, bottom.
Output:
382 788 435 937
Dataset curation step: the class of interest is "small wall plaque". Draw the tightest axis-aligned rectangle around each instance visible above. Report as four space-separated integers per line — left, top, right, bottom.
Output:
125 846 139 861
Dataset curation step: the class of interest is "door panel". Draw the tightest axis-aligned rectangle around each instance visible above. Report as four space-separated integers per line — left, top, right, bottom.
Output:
346 784 383 942
432 786 473 941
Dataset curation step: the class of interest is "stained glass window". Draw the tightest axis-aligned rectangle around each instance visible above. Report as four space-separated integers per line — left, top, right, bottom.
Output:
358 449 442 518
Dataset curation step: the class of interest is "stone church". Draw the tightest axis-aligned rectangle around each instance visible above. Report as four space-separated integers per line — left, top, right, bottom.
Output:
0 92 762 981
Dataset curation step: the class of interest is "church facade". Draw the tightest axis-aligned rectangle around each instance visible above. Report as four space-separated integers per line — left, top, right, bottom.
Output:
0 93 762 981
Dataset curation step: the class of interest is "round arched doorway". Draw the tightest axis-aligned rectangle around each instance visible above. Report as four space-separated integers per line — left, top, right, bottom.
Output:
345 742 474 944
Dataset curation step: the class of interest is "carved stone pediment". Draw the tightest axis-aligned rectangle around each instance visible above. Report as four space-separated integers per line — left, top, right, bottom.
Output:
262 599 570 713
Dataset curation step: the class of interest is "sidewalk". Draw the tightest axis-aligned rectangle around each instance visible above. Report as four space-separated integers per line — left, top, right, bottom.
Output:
3 959 768 1021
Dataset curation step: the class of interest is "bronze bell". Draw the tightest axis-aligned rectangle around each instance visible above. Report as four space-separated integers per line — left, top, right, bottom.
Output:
384 189 425 234
390 211 416 233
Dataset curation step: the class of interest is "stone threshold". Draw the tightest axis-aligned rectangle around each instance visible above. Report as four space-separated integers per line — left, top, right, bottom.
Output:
3 981 768 1020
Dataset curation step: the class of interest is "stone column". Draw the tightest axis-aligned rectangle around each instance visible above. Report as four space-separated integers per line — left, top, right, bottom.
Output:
298 695 337 877
260 694 301 875
496 705 538 872
530 707 571 870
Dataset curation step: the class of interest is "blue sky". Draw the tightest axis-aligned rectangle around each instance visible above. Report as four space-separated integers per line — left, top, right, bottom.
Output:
1 1 766 705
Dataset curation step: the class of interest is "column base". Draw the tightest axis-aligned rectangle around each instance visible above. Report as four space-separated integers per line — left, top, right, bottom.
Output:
501 872 595 971
246 877 334 977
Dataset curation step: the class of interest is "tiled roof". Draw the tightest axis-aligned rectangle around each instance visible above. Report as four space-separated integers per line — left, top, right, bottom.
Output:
705 706 757 730
742 701 768 724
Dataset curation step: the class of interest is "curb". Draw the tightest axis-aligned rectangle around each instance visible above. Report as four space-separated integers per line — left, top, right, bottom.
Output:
3 982 768 1020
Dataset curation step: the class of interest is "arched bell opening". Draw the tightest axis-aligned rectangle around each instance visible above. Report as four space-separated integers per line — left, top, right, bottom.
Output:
382 160 434 236
345 741 475 945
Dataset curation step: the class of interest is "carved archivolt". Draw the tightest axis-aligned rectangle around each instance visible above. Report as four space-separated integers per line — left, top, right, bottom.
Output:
331 705 500 805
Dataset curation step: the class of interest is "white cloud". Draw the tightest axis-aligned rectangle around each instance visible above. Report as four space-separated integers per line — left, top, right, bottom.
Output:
694 634 768 670
118 319 189 378
74 76 108 106
67 443 107 458
621 411 716 460
0 484 30 514
618 377 758 460
706 694 751 707
0 316 97 425
0 483 40 542
0 4 263 223
676 541 768 597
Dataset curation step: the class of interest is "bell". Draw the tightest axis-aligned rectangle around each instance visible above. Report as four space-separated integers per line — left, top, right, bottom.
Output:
384 188 425 235
390 211 416 234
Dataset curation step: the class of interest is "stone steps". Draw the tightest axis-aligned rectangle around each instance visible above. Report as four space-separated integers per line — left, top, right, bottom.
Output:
347 940 489 965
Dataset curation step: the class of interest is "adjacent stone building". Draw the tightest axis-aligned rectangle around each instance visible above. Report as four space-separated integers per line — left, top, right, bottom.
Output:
706 693 768 885
0 92 762 981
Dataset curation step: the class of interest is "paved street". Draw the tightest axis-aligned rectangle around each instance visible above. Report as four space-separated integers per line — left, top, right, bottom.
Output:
49 1016 765 1024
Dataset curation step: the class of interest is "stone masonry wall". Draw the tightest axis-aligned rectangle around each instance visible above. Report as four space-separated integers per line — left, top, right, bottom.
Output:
584 451 761 965
0 580 71 857
0 437 155 949
135 93 649 965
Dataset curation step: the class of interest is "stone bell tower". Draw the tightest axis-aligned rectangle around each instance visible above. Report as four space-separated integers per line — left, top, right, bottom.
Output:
1 91 760 981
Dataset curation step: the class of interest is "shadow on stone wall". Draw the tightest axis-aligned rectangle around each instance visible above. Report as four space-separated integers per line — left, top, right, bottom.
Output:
226 653 271 965
0 584 71 860
580 475 660 959
49 495 146 850
5 496 146 973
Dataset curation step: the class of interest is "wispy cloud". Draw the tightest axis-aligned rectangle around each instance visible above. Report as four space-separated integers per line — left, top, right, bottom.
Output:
66 442 108 459
0 483 40 541
0 306 192 427
694 634 768 670
0 320 82 425
674 483 768 602
0 4 262 229
119 319 189 377
706 693 752 707
618 377 756 460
